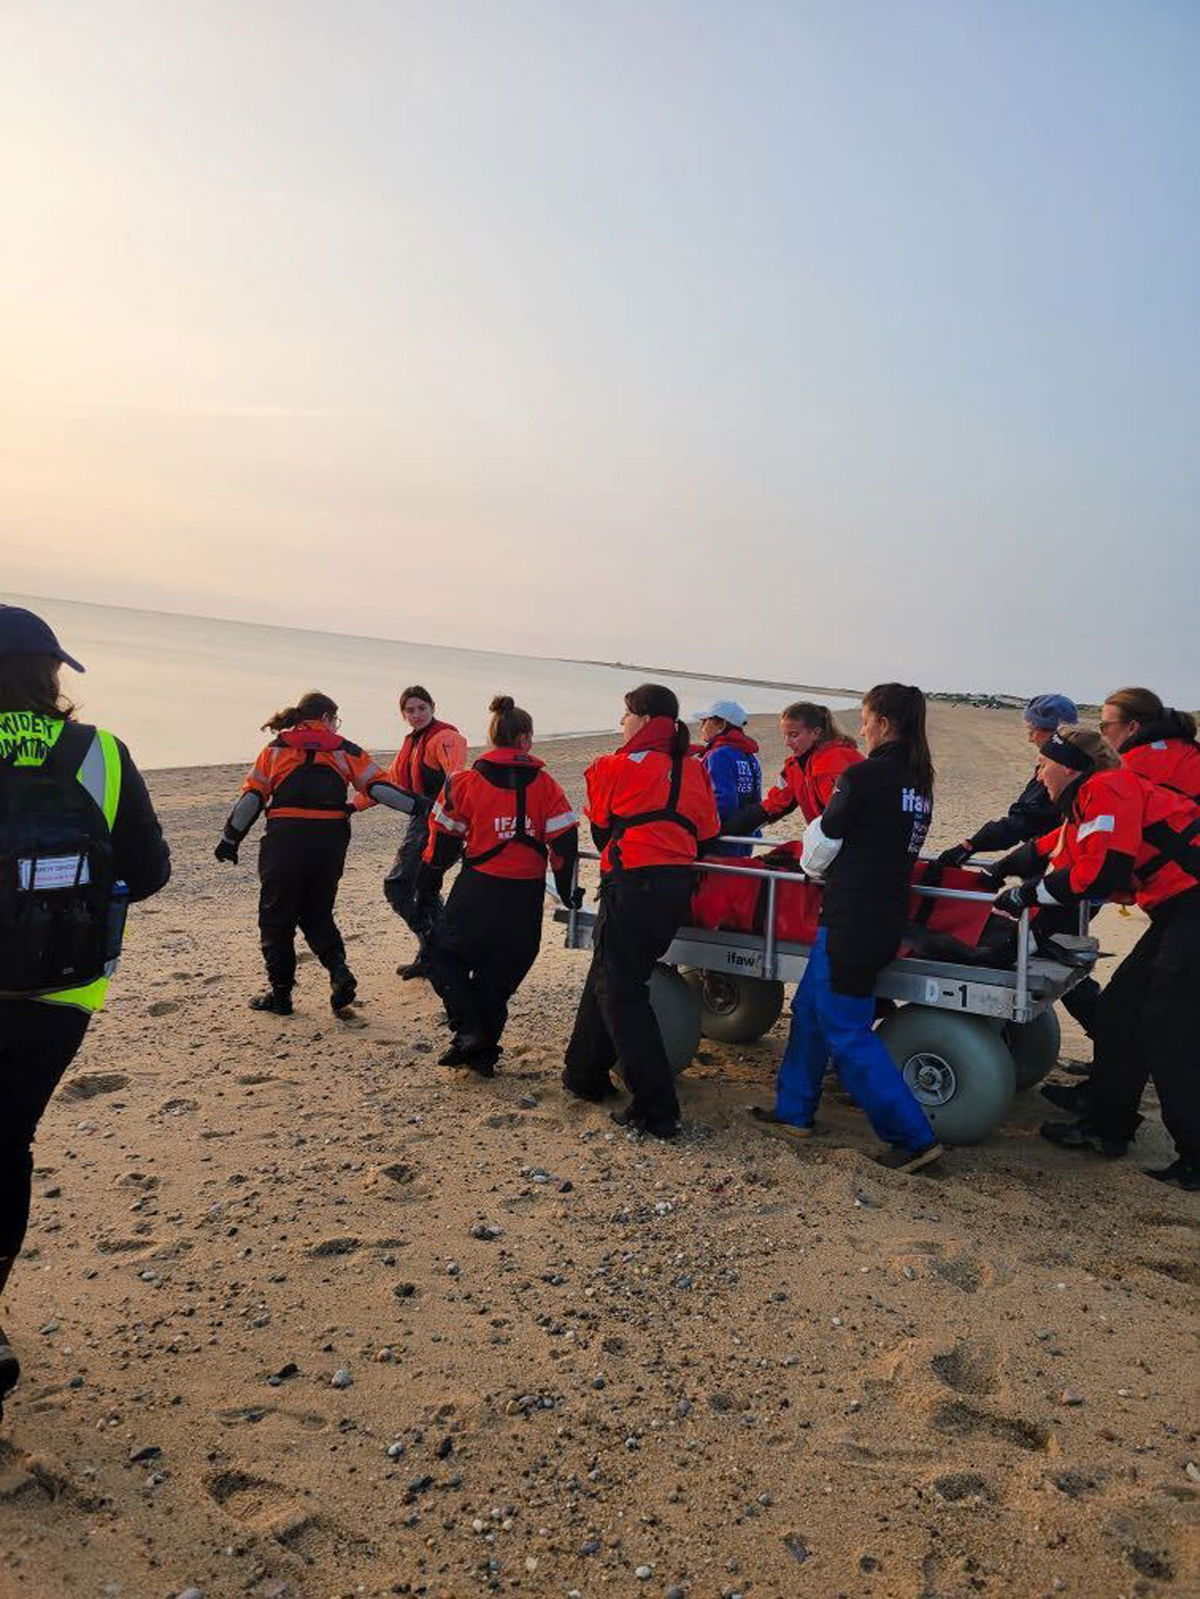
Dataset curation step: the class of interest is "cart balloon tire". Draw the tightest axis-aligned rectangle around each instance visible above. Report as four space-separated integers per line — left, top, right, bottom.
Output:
877 1007 1016 1145
1004 1009 1062 1092
647 965 703 1076
681 970 786 1044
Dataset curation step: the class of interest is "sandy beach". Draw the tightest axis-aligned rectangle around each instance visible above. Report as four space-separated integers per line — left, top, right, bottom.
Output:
1 703 1196 1599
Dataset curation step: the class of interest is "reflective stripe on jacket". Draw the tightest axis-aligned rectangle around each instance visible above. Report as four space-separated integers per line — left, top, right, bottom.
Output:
1032 768 1200 914
426 749 578 880
242 722 390 822
0 714 124 1013
586 748 720 873
1120 735 1200 803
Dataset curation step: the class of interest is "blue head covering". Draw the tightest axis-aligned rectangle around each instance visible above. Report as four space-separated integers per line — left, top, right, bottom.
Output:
1024 693 1078 731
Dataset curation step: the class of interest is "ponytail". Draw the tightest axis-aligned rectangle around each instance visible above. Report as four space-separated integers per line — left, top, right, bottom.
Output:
781 700 853 748
1105 686 1196 743
488 693 533 748
625 682 690 758
863 682 934 794
262 690 338 733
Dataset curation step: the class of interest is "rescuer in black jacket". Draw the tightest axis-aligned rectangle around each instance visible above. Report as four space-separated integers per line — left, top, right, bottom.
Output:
750 683 942 1173
937 694 1078 863
936 692 1100 1037
1 606 171 1418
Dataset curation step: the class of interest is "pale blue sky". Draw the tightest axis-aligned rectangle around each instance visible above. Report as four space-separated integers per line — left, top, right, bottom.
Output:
5 1 1198 700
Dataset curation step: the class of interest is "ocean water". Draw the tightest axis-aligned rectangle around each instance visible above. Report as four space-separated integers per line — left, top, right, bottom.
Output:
2 594 855 770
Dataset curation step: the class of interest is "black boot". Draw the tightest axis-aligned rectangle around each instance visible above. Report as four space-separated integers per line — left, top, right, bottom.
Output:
249 989 293 1016
1041 1081 1091 1114
0 1256 19 1401
1039 1117 1132 1159
561 1069 620 1103
1143 1158 1200 1192
329 963 358 1012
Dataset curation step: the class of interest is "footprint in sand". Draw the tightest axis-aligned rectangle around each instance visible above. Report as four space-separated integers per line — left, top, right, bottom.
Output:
59 1072 130 1102
95 1237 158 1258
214 1404 327 1430
932 1469 995 1502
0 1441 105 1512
931 1398 1052 1453
204 1468 368 1558
929 1338 1002 1397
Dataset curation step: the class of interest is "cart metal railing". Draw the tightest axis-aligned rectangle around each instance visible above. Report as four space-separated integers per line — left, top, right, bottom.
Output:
561 838 1095 1026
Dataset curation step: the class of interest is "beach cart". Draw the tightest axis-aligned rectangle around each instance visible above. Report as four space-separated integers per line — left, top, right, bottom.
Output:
557 842 1099 1144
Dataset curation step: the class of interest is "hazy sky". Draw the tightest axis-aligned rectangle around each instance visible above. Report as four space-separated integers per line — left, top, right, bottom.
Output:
6 2 1199 701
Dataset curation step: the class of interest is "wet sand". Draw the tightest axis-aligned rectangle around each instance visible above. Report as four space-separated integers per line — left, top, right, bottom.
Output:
1 704 1197 1599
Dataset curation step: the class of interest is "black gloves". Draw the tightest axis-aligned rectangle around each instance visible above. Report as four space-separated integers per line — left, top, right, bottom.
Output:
554 874 585 908
723 802 768 838
988 842 1041 883
936 841 974 868
214 837 239 865
993 881 1038 916
413 862 443 912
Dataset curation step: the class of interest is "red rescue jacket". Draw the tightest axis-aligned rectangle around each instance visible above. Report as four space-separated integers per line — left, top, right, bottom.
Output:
587 717 721 874
425 748 578 881
762 739 863 824
1120 728 1200 802
241 722 392 823
357 717 468 811
1032 767 1200 915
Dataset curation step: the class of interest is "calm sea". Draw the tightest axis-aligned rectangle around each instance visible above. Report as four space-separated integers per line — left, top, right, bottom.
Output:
2 594 855 770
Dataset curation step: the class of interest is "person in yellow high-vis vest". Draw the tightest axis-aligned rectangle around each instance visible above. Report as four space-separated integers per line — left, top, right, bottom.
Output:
0 605 170 1419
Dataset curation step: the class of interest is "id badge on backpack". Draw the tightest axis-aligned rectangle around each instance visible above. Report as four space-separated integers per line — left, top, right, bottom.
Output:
17 853 91 891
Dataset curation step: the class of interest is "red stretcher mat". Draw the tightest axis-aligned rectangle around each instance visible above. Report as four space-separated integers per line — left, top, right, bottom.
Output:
688 852 994 952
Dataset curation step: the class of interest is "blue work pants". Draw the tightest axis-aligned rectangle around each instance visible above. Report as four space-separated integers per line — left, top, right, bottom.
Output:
775 928 935 1152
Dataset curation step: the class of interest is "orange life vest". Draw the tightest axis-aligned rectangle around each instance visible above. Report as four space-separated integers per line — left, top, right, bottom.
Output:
1033 767 1200 914
426 748 578 880
762 739 863 824
587 737 721 874
242 723 389 823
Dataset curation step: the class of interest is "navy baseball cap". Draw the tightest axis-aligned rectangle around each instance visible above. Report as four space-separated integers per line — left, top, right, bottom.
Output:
1024 693 1077 730
0 605 86 672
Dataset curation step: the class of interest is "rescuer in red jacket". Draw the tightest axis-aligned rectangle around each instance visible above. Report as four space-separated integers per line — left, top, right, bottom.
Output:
356 686 468 980
216 691 427 1015
989 727 1200 1190
416 695 579 1077
1100 686 1200 801
724 700 862 840
562 684 721 1139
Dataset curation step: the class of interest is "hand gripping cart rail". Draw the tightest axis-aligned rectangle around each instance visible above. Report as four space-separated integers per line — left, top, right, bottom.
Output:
555 840 1100 1145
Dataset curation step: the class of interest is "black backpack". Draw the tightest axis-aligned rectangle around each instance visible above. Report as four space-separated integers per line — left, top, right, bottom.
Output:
0 721 122 997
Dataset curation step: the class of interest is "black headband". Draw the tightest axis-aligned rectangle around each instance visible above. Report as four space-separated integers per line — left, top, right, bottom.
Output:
1040 733 1095 774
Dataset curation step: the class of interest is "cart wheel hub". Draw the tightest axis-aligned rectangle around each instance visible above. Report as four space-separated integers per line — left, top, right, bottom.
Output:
699 974 740 1017
903 1052 957 1106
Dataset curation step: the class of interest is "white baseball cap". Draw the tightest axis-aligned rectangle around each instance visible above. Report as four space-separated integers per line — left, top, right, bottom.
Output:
692 699 749 727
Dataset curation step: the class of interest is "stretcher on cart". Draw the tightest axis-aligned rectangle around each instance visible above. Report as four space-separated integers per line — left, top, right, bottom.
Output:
557 840 1100 1144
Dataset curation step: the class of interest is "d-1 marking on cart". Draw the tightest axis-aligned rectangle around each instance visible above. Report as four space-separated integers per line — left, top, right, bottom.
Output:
557 841 1100 1145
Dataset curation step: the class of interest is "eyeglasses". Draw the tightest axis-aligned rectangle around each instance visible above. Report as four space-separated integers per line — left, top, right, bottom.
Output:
1099 718 1124 732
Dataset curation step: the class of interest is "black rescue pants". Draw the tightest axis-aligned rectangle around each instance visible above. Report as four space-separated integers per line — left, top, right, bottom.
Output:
1033 904 1101 1037
0 1000 91 1263
257 820 350 992
384 813 441 960
564 867 694 1129
1087 887 1200 1163
428 869 544 1050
